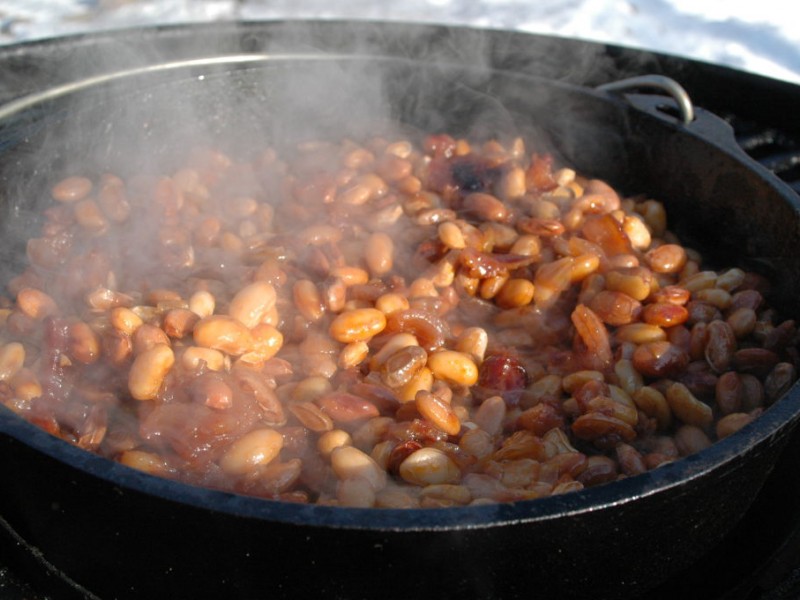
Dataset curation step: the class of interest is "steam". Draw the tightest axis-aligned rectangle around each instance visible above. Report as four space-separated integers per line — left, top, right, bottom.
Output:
0 20 634 499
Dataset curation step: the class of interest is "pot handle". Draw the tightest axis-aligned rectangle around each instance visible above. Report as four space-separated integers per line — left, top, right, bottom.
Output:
596 75 695 125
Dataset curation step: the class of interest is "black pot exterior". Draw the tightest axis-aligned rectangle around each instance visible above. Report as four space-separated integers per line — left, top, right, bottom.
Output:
0 23 799 600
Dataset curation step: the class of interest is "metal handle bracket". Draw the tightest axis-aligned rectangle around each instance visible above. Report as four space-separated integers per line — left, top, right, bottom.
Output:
596 74 695 125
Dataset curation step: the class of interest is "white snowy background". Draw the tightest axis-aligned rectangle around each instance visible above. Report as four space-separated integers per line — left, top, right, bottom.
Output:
0 0 799 85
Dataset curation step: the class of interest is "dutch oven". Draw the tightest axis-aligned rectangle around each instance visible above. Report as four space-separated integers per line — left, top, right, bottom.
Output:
1 21 799 600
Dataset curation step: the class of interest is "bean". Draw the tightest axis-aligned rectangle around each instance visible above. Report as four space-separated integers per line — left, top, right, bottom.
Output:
674 424 711 456
16 288 57 320
681 271 717 293
228 281 277 329
726 307 757 338
132 324 171 355
52 176 92 203
704 320 736 373
622 214 651 250
415 389 461 436
398 366 434 403
381 345 428 389
293 279 325 322
463 192 508 222
329 308 386 343
614 359 643 396
665 382 713 427
181 346 225 372
128 344 175 401
398 447 461 486
365 232 394 276
119 450 171 476
339 341 370 370
289 401 334 432
193 315 254 355
317 391 380 423
632 341 689 378
330 446 387 491
651 286 691 306
0 342 25 381
716 412 757 439
438 221 466 250
571 304 613 369
616 444 646 476
426 350 479 387
454 327 488 364
633 385 672 429
764 362 797 403
68 321 101 364
715 268 746 291
218 428 283 476
589 290 641 326
695 288 732 310
495 278 535 309
188 290 216 318
317 429 353 457
162 308 199 339
604 267 654 301
337 477 376 508
646 244 686 274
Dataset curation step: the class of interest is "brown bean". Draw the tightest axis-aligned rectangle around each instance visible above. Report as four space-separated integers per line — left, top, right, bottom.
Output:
715 371 743 415
764 362 797 403
716 412 757 439
162 308 199 339
317 391 380 423
365 232 394 276
632 341 689 379
68 321 101 364
704 320 736 373
463 192 508 222
646 244 687 274
674 424 711 456
380 345 428 389
589 290 641 326
665 382 713 427
733 347 780 377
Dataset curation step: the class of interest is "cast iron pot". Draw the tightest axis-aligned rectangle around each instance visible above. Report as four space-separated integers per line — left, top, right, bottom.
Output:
0 30 799 600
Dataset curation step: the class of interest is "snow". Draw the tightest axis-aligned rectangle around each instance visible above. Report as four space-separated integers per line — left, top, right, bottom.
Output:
0 0 799 85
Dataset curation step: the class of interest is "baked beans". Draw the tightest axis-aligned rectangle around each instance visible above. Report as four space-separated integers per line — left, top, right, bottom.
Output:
2 133 797 507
